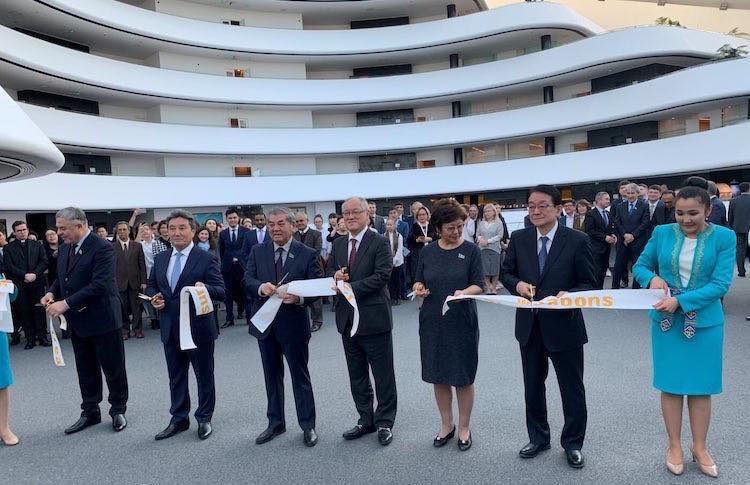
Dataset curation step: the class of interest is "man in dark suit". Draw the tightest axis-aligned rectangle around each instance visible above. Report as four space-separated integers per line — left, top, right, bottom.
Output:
293 212 324 332
218 208 248 327
113 222 147 339
245 208 322 447
327 197 396 446
729 182 750 276
41 207 128 434
501 185 596 469
661 190 676 224
368 201 386 234
559 199 576 229
239 212 270 270
645 185 668 232
612 183 650 289
707 180 728 227
147 210 225 441
582 191 617 290
5 221 49 348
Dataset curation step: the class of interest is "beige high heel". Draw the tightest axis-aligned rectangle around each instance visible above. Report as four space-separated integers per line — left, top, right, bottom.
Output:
666 448 684 476
692 449 719 478
0 431 19 446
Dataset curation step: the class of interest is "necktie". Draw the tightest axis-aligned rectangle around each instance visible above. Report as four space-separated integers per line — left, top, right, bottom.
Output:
258 230 263 244
650 203 656 218
170 252 183 291
628 203 635 215
348 239 357 269
275 247 284 282
538 236 549 273
602 209 609 226
67 243 78 272
231 229 236 243
122 242 127 251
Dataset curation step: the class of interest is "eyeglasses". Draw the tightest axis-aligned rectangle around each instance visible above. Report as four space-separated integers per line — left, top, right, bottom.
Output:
527 204 554 212
342 209 367 217
442 223 465 233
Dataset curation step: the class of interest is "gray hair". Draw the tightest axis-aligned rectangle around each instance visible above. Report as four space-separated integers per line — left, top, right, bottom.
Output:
166 209 197 231
343 196 369 211
595 191 610 202
268 207 295 224
56 207 88 226
295 212 309 222
115 221 130 230
707 180 718 197
626 183 640 193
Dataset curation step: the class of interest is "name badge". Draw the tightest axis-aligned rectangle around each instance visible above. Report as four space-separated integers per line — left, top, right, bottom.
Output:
458 253 465 259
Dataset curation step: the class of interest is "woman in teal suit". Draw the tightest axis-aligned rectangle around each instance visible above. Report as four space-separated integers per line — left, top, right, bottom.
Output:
634 186 734 478
0 274 19 446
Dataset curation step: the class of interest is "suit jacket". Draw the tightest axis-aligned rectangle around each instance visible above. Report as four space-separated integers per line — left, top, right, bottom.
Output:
244 239 322 342
708 197 728 227
370 214 386 234
582 207 615 255
240 227 271 269
146 246 226 345
112 239 146 292
49 234 122 337
4 239 47 287
326 229 393 336
293 229 323 254
218 225 249 271
647 200 668 229
501 225 597 352
559 214 578 230
613 199 651 248
728 193 750 233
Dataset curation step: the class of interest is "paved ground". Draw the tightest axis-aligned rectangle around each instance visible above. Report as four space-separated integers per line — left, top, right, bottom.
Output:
4 277 750 484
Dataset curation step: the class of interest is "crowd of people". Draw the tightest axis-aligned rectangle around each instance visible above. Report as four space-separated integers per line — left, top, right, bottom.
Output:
0 175 744 478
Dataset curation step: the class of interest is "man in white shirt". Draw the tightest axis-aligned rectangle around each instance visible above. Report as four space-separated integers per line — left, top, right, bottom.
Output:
560 200 576 229
462 204 479 243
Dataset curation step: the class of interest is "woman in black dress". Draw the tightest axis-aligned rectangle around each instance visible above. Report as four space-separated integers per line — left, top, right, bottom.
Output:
413 198 484 451
407 206 438 281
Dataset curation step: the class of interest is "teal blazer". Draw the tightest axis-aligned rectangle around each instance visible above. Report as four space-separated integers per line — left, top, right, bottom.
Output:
633 223 735 328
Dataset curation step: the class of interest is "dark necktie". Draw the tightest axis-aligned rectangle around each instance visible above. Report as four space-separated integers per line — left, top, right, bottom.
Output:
348 239 357 269
275 247 284 283
231 229 236 244
602 209 609 226
538 236 549 273
628 203 635 215
67 243 78 272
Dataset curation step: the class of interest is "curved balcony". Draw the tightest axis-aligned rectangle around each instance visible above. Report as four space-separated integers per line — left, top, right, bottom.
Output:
0 25 740 110
17 57 750 156
2 121 747 210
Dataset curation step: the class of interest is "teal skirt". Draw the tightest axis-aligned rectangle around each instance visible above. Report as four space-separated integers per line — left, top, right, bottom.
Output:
0 332 13 389
651 321 723 395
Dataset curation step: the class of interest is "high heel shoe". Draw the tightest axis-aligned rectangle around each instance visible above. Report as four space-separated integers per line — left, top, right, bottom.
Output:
433 426 455 448
692 450 719 478
0 432 20 446
666 447 684 475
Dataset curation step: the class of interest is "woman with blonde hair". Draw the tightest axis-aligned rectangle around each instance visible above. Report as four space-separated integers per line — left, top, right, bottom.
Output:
476 203 504 294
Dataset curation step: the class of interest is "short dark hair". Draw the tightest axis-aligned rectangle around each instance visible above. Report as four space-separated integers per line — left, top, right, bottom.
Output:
684 176 709 190
11 220 26 231
394 202 404 208
528 185 562 206
388 207 398 214
740 182 750 193
166 209 198 231
648 184 662 192
225 208 239 217
328 212 337 219
562 198 575 205
157 220 168 232
430 198 466 231
676 186 710 209
661 190 675 198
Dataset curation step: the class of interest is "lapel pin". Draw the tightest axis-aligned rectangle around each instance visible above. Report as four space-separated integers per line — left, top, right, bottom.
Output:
288 253 295 259
458 253 465 259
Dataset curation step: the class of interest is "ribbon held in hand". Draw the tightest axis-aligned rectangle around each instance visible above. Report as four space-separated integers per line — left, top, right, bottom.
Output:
178 286 214 351
0 280 16 333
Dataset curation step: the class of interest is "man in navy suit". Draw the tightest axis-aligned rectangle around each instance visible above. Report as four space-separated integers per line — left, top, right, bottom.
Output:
244 208 322 447
645 185 668 231
239 212 270 270
612 183 650 289
218 208 248 328
42 207 129 435
707 180 728 227
147 210 225 441
501 185 596 469
582 192 617 289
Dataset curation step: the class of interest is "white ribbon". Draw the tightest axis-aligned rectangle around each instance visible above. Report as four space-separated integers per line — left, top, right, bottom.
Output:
0 280 15 333
250 277 360 336
48 316 66 367
443 289 665 315
178 286 214 351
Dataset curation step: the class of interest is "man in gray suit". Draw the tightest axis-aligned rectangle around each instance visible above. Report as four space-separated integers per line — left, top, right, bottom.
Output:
293 212 324 332
368 201 386 234
729 182 750 277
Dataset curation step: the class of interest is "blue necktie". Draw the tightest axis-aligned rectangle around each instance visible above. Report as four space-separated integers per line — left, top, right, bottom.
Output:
601 209 609 226
231 229 236 243
538 236 549 273
628 203 635 215
170 252 183 292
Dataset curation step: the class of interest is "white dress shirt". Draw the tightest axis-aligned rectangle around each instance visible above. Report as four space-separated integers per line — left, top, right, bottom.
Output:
348 227 369 252
256 227 267 244
537 222 558 254
564 214 575 229
167 242 194 288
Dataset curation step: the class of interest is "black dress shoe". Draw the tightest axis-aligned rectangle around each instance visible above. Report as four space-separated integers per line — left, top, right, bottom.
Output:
255 424 286 444
566 449 585 468
310 322 322 332
65 415 101 434
24 341 35 350
220 321 234 329
198 422 212 440
457 432 472 452
303 429 318 447
378 427 393 446
519 442 551 458
9 334 20 346
112 414 127 432
433 426 455 447
155 420 190 440
342 424 376 440
38 336 52 347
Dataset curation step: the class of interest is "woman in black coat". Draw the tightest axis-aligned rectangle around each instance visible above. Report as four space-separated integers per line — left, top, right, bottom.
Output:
407 206 438 280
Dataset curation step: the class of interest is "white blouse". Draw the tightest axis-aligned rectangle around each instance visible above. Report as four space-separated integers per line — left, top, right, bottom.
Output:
679 237 697 287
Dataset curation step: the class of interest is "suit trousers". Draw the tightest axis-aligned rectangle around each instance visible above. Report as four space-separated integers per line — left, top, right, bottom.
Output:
11 282 45 341
163 339 215 424
342 330 397 429
520 320 586 451
70 328 129 417
592 249 611 290
119 286 143 332
611 242 643 289
223 263 245 322
309 300 323 324
388 265 402 301
735 232 748 276
258 336 316 431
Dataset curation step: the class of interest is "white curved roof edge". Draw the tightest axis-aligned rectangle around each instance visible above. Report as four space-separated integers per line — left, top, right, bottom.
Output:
185 0 488 15
3 122 748 211
27 0 602 56
20 57 750 156
0 87 64 180
1 26 741 109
